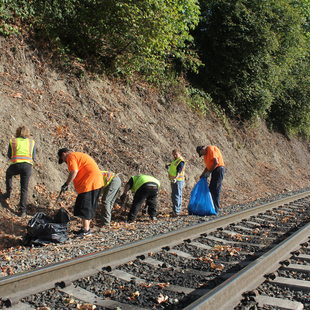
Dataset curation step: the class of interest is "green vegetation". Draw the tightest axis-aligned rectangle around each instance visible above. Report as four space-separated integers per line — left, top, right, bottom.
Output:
1 0 309 139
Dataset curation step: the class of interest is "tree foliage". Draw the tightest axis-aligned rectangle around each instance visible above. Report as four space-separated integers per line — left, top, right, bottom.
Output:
195 0 308 127
15 0 201 79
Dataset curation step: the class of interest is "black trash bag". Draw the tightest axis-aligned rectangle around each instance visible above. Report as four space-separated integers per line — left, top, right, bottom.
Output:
23 208 70 246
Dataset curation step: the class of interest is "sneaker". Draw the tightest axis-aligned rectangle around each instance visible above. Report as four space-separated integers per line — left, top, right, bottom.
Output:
75 228 92 238
150 216 157 221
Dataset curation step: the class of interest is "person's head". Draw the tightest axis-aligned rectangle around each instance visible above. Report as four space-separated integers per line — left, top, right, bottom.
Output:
172 149 181 159
196 145 206 157
16 126 30 138
58 148 70 164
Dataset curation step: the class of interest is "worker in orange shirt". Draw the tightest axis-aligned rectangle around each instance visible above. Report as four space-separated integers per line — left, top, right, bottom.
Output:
57 148 103 237
196 145 225 212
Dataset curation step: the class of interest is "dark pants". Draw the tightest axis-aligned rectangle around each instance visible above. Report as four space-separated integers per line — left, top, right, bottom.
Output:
6 162 32 211
209 166 225 212
128 183 158 221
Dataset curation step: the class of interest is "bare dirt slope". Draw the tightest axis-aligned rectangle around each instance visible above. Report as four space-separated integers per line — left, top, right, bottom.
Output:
0 36 309 249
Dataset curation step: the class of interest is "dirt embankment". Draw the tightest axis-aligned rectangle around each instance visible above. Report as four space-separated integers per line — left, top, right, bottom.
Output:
0 35 309 248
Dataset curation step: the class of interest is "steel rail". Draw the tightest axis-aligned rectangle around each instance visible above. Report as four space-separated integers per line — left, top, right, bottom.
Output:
183 223 310 310
0 191 309 304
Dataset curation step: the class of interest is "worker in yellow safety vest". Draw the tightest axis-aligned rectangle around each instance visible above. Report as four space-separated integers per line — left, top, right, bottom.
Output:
2 126 36 217
120 174 160 223
100 171 122 226
166 149 185 216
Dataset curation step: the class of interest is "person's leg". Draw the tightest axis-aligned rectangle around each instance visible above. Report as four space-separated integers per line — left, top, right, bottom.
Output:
82 218 91 231
171 182 178 214
174 180 184 215
146 187 159 218
209 167 225 212
101 177 121 225
5 164 18 198
19 163 32 214
74 189 101 234
128 189 147 222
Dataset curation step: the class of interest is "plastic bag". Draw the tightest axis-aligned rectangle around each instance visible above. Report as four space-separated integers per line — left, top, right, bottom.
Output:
23 208 70 246
188 177 217 216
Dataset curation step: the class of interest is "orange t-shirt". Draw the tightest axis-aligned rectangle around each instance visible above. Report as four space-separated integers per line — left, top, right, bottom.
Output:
66 152 103 194
203 146 225 171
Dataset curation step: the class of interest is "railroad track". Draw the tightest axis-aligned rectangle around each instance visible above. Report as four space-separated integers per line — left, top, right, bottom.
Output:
0 191 309 309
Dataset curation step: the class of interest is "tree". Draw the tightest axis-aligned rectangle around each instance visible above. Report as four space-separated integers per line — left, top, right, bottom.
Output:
195 0 307 122
28 0 201 78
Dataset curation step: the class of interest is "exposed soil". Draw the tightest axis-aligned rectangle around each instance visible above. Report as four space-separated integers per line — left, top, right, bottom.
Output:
0 35 309 250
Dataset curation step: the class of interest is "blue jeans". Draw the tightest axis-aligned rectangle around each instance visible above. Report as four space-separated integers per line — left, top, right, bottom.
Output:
209 166 225 212
171 180 184 214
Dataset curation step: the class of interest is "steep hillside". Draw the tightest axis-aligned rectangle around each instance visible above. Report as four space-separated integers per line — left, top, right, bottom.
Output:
0 35 309 247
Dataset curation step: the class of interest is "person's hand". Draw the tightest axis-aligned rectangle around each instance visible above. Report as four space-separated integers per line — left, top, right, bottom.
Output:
61 183 69 192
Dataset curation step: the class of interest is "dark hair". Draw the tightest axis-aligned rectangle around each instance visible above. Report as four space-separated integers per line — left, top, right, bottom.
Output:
57 148 70 164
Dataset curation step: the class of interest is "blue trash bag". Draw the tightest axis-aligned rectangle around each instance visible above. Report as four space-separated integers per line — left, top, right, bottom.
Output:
188 177 217 216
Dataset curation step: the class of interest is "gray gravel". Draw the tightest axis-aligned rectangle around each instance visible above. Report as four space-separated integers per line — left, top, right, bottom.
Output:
0 187 309 277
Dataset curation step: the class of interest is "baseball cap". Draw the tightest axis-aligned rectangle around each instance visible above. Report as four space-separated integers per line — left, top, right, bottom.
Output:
58 148 70 164
196 146 204 157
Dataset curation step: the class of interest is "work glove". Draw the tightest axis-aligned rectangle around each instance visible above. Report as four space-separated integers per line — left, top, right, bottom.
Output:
61 183 69 192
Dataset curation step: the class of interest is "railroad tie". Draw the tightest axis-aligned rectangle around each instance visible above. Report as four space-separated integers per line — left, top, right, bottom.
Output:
108 269 197 295
270 276 310 291
282 263 310 273
292 254 310 262
255 295 304 310
143 257 213 278
3 302 35 310
60 284 147 310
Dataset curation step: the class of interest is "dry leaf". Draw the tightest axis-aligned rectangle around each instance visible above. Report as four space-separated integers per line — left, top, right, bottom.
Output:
139 283 153 288
76 304 96 310
10 92 22 98
128 291 140 300
210 262 225 271
103 289 116 296
157 282 170 288
157 293 169 304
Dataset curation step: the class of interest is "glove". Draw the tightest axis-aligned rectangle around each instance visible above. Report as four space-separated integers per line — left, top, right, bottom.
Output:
61 183 69 192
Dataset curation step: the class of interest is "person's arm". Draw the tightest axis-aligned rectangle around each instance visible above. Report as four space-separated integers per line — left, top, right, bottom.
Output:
65 170 78 185
7 144 11 159
120 178 133 204
32 144 36 161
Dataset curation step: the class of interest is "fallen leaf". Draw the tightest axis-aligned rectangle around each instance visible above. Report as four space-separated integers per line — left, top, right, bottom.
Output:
210 262 225 271
157 282 170 288
157 293 168 304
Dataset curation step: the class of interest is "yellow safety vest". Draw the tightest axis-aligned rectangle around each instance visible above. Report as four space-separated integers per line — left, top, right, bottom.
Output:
101 171 115 187
168 157 185 181
9 137 35 165
131 175 160 193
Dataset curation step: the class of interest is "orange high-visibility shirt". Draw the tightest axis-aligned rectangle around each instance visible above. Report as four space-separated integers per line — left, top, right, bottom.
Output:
203 146 225 171
66 152 103 194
